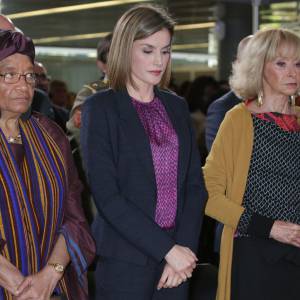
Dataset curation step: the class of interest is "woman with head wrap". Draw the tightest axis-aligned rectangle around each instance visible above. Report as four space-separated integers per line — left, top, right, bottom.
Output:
0 30 95 299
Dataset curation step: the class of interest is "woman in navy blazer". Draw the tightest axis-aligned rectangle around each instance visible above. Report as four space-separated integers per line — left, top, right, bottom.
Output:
81 4 207 300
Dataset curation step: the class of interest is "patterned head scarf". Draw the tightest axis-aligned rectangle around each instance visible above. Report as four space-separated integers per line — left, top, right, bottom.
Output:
0 30 35 63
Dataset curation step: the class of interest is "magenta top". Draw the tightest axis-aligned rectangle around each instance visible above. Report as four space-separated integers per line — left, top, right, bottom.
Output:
132 96 179 229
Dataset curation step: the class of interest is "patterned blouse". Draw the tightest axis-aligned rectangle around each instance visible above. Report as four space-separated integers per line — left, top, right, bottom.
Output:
132 97 179 229
237 112 300 237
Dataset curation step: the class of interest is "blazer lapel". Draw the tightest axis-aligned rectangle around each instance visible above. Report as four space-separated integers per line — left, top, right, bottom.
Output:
115 90 156 186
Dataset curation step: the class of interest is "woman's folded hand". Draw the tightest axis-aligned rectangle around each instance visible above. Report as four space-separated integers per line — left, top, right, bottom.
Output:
165 244 197 276
14 265 62 300
270 220 300 248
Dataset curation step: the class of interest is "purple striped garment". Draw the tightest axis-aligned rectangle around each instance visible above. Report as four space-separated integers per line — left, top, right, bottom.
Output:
132 96 178 228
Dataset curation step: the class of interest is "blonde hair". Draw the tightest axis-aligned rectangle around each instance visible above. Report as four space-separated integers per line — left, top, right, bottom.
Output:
230 28 300 100
108 4 175 91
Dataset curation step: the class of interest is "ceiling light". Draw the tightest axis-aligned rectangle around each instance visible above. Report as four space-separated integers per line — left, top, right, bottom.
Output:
7 0 148 19
259 23 281 30
260 15 297 22
33 22 216 45
270 2 297 10
175 22 215 31
172 43 209 50
34 32 111 44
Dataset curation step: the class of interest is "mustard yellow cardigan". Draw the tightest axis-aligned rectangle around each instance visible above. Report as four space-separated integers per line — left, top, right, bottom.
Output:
203 103 253 300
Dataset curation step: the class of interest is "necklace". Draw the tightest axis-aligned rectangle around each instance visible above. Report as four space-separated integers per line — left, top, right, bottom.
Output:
7 133 22 144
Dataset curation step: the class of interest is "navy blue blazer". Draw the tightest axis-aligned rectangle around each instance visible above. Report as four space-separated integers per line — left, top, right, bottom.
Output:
205 90 240 151
81 87 207 266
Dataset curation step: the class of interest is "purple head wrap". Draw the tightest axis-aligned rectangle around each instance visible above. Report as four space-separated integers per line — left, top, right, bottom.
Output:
0 30 35 63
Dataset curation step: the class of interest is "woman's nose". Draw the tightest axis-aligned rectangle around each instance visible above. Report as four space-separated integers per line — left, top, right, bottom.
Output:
154 53 163 66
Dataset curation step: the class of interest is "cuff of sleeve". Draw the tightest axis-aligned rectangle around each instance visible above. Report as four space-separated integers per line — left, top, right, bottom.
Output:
163 243 176 261
59 227 88 287
247 213 274 238
155 238 176 263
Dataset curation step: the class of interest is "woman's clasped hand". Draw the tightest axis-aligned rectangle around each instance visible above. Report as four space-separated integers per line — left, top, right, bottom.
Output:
157 245 198 289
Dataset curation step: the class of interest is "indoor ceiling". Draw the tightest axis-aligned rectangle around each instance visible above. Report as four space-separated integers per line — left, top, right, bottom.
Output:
2 0 216 54
1 0 299 55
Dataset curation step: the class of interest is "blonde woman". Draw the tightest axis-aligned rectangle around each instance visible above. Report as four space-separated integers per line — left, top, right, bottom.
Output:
204 28 300 300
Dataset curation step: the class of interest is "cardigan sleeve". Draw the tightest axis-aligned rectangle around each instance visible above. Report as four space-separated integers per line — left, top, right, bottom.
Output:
203 109 245 229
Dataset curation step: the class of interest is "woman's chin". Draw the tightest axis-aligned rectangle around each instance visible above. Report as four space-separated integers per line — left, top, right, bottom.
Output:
2 107 31 118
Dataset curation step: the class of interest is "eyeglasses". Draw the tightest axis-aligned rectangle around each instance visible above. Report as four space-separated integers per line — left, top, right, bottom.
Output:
0 72 36 85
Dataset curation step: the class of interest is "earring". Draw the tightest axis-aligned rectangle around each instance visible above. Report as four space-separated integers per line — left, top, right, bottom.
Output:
289 94 296 107
257 91 263 107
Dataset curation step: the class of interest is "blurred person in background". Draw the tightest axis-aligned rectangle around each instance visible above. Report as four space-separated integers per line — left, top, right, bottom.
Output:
31 61 54 120
178 80 192 100
81 4 207 300
66 91 76 111
205 35 252 152
34 61 50 94
49 79 70 110
67 32 112 148
187 75 221 115
186 76 223 165
48 79 70 132
66 32 112 225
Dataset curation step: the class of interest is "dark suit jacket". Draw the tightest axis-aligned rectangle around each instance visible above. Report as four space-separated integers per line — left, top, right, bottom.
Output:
205 91 240 151
81 87 207 266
